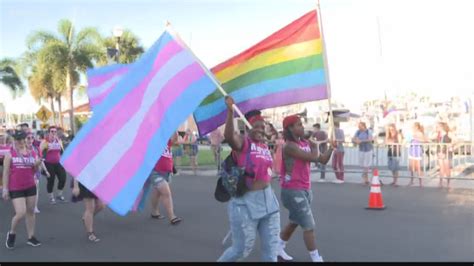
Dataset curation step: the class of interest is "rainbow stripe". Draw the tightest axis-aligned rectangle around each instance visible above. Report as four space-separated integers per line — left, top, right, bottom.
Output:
194 10 328 135
61 31 217 216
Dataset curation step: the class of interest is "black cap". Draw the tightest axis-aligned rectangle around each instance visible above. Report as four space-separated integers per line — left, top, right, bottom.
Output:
13 130 27 140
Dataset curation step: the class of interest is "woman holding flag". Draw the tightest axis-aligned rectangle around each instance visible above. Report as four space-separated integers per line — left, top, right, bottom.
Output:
72 174 105 242
218 96 280 262
277 115 334 262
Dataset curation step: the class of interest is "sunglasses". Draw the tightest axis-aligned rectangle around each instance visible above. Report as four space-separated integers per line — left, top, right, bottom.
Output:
50 130 57 133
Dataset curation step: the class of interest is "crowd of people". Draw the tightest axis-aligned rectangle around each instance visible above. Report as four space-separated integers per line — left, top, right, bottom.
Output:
255 119 457 190
0 97 459 262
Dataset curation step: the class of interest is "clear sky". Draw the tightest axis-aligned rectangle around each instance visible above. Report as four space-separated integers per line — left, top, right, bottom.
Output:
1 0 473 113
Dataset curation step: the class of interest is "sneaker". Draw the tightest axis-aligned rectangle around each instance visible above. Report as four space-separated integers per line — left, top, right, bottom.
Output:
5 232 15 249
27 236 41 247
56 196 67 203
34 207 40 214
277 248 294 261
49 197 56 204
317 179 326 183
333 179 344 184
312 255 324 262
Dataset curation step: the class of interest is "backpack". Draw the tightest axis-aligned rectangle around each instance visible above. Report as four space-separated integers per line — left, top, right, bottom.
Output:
214 138 254 202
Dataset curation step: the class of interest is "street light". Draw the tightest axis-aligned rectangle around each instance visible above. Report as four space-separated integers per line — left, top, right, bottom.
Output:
112 26 123 63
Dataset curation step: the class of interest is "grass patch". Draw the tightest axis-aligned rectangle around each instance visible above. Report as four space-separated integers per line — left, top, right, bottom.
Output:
172 146 231 166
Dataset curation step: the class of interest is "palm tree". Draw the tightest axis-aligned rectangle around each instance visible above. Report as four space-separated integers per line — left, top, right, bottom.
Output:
27 19 103 134
98 29 144 65
0 58 24 96
28 65 58 124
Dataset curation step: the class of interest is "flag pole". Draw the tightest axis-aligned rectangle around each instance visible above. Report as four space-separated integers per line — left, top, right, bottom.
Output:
165 22 253 130
316 0 336 140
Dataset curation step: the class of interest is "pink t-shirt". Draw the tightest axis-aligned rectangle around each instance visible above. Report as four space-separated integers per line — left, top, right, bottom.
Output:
154 141 173 173
8 148 37 191
45 139 62 164
280 140 311 190
234 137 273 186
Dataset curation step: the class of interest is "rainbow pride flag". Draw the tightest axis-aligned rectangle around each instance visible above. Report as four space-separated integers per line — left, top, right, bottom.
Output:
61 30 218 216
194 10 328 135
86 64 130 110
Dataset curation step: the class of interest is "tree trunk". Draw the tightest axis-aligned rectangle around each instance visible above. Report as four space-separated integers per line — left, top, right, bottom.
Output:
67 70 76 134
50 96 57 125
57 96 64 128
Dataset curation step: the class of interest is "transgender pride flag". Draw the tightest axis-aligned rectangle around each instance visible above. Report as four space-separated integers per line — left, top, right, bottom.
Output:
86 64 130 110
61 30 217 216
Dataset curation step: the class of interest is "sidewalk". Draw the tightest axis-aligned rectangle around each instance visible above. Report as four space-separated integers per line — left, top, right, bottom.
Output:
176 165 474 190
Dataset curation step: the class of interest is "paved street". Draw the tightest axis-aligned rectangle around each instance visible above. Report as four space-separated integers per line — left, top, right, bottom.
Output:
1 171 473 262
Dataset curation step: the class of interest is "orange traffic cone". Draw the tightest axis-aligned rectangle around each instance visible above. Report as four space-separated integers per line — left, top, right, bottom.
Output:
366 168 386 210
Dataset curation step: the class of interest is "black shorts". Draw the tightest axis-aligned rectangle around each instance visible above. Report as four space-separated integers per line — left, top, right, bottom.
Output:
79 183 98 200
9 186 37 199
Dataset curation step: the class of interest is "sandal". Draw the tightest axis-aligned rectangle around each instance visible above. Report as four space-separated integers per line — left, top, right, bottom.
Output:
151 214 165 220
88 232 100 243
170 217 182 225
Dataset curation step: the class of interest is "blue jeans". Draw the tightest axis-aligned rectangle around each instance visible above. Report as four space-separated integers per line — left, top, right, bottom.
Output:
218 186 281 262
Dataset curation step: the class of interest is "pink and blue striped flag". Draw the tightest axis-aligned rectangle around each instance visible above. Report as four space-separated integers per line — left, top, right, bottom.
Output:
86 64 130 110
61 30 218 216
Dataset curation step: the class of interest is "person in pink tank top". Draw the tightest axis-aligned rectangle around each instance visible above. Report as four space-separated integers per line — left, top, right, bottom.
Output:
2 130 43 249
0 131 11 190
218 96 280 262
26 131 50 214
40 126 67 204
147 132 182 225
277 115 334 262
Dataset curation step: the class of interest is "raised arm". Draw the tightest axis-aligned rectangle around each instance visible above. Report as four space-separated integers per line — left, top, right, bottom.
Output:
224 96 244 151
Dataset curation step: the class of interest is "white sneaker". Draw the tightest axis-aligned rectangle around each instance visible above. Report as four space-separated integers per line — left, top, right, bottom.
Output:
333 179 344 184
277 248 294 261
49 197 56 204
312 255 324 262
317 179 326 183
34 207 40 214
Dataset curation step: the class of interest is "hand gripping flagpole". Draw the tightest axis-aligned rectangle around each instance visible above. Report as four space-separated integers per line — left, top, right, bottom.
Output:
165 21 253 130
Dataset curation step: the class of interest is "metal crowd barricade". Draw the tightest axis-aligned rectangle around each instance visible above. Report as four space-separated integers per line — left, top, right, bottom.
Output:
325 141 473 181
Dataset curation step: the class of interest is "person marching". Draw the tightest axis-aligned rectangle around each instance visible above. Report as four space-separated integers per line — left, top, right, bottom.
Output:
3 130 43 249
0 131 11 190
40 126 67 204
25 131 50 213
72 179 105 242
149 132 182 225
277 115 334 262
218 96 280 262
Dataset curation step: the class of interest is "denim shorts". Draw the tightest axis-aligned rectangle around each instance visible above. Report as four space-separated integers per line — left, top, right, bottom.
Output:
281 189 315 231
149 171 172 188
388 157 400 172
